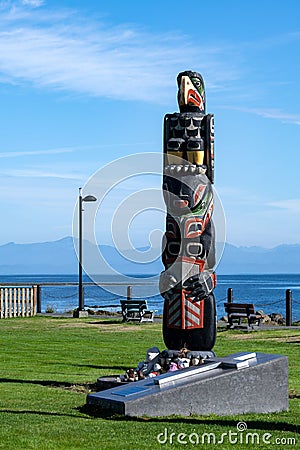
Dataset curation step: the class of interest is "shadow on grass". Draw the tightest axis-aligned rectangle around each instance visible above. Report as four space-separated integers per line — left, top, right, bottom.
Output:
78 405 299 433
88 320 124 325
0 377 97 392
70 363 129 371
0 409 89 419
87 319 156 326
216 327 229 333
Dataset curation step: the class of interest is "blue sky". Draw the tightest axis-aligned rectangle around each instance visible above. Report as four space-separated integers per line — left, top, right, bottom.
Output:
0 0 300 248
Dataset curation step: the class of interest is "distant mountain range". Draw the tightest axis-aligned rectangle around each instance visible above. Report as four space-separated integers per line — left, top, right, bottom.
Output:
218 242 300 274
0 236 299 275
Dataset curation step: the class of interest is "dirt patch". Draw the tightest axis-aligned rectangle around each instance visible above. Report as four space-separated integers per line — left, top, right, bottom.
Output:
50 382 97 394
58 321 153 332
267 336 300 343
226 333 262 340
227 333 300 342
289 390 300 399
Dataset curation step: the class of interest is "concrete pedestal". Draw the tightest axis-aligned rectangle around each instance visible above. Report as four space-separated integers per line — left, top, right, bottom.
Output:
73 309 89 318
86 352 288 417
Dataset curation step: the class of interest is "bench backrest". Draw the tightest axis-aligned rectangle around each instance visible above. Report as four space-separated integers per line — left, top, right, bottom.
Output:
120 299 147 310
224 303 255 314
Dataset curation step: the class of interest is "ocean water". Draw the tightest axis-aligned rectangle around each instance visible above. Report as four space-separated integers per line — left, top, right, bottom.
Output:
0 274 299 321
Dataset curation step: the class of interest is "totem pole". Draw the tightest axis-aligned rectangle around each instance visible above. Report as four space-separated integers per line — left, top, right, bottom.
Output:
160 70 216 351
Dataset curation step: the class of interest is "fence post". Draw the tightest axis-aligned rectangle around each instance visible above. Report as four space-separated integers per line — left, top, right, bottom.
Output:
12 288 16 318
0 288 3 319
227 288 233 303
286 289 292 326
127 286 132 301
35 285 42 313
21 287 25 317
9 288 13 318
17 288 21 317
30 287 34 316
26 288 29 317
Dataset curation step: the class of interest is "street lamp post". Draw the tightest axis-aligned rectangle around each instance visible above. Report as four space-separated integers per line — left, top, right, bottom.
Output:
74 187 97 318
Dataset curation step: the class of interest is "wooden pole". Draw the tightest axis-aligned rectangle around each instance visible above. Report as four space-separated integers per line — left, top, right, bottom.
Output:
36 285 42 313
286 289 292 326
33 285 39 315
227 288 233 303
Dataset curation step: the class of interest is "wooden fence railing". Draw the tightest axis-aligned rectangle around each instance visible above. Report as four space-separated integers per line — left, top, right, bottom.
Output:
0 286 37 318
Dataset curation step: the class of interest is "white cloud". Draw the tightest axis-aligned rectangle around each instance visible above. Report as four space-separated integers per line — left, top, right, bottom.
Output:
1 168 82 179
0 3 239 103
0 147 76 158
234 107 300 126
268 199 300 214
22 0 44 7
217 185 263 207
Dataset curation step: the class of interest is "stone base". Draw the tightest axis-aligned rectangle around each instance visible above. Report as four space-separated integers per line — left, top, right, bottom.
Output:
86 352 288 417
73 309 89 318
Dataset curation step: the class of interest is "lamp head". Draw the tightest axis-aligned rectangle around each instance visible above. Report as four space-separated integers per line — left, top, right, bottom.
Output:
82 195 97 202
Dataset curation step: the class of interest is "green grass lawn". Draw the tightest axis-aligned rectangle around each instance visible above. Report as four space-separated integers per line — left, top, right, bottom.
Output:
0 316 298 449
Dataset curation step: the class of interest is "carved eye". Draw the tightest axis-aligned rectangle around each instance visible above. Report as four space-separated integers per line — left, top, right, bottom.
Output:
166 221 177 238
168 242 180 256
185 218 204 238
188 222 202 235
187 243 203 256
167 222 175 233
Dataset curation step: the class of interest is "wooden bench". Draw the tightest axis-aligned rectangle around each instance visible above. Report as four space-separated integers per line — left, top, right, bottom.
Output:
120 299 155 323
224 302 262 329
